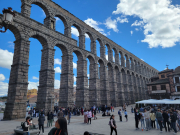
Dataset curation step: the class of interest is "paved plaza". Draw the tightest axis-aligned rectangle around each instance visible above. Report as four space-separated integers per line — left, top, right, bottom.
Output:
0 105 178 135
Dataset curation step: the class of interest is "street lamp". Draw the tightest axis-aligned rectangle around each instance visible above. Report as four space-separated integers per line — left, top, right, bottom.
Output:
0 7 15 33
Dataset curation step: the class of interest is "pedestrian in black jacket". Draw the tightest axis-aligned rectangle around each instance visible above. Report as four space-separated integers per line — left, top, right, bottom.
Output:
135 109 140 129
162 110 170 132
170 112 177 134
38 112 45 134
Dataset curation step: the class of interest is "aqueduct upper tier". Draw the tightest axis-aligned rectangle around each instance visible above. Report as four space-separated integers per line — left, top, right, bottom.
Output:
0 0 158 120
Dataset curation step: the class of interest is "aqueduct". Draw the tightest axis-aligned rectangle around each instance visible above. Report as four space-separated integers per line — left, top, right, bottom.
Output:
0 0 158 120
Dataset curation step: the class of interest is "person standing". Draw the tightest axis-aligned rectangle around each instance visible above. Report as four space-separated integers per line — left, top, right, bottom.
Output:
140 112 145 130
110 115 117 135
118 109 122 122
47 110 51 128
111 106 112 112
49 112 54 127
150 111 156 129
170 112 177 134
156 109 163 133
112 106 114 112
84 110 88 124
162 110 170 132
67 110 71 125
48 117 68 135
135 109 140 129
58 109 64 119
94 109 97 120
144 107 151 131
87 110 92 124
38 112 45 134
124 110 128 122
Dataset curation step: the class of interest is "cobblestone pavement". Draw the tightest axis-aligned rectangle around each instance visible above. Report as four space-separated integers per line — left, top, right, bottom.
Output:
0 105 179 135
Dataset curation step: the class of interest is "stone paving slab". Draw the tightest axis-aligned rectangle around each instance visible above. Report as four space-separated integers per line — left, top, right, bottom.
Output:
0 105 179 135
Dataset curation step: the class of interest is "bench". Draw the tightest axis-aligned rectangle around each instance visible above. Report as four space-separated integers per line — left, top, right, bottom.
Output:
14 126 40 135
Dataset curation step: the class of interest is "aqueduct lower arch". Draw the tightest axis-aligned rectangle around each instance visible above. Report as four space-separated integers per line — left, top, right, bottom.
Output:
0 0 158 120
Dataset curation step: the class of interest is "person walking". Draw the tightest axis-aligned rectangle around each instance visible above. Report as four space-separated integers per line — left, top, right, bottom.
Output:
48 117 68 135
94 109 97 120
38 112 45 134
47 110 51 128
118 109 122 122
67 110 71 125
84 110 88 124
58 109 64 119
144 107 151 131
140 112 145 130
124 110 128 122
135 109 140 129
170 112 177 134
162 110 170 132
150 111 156 129
87 110 92 124
112 106 114 112
156 109 163 133
110 115 117 135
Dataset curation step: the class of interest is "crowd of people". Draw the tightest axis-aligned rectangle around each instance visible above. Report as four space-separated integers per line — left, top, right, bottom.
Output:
133 106 180 134
24 104 180 135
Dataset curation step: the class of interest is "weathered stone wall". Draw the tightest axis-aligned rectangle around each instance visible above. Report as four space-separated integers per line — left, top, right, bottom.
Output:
1 0 158 120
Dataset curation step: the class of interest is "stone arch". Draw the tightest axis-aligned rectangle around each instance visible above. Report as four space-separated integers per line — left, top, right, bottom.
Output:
119 51 123 66
85 31 95 52
112 47 118 64
7 24 22 40
130 57 134 70
31 0 50 17
71 23 83 36
54 14 68 28
124 54 129 68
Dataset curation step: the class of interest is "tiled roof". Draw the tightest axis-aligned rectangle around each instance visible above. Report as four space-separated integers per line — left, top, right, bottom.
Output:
158 69 173 74
147 78 169 85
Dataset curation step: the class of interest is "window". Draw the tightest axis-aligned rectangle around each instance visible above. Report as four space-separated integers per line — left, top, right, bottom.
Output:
161 85 166 90
152 86 157 90
161 75 165 78
175 77 179 83
177 86 180 92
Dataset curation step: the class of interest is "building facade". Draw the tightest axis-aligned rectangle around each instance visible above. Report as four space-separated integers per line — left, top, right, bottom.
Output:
147 66 180 100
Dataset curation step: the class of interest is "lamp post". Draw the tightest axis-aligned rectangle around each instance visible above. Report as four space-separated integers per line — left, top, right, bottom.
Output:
0 7 15 33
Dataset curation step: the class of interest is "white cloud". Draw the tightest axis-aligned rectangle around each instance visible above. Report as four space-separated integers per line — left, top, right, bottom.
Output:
74 76 76 82
0 74 5 81
55 17 60 21
0 48 13 69
104 17 119 33
54 58 61 65
42 10 46 17
113 0 180 48
54 80 60 89
141 59 144 61
87 74 89 78
28 81 39 90
106 54 108 60
135 28 139 31
131 20 144 27
84 18 107 36
107 31 111 35
32 76 39 80
73 62 77 69
71 27 79 37
117 17 128 23
130 31 133 35
54 67 61 73
8 41 14 49
0 81 8 96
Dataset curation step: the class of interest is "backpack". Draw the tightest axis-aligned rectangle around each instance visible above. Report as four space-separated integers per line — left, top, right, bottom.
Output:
21 122 25 129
